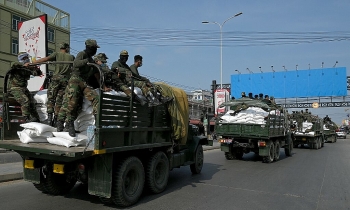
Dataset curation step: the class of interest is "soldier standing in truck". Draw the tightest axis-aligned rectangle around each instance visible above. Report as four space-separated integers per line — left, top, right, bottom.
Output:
10 52 42 122
31 42 75 126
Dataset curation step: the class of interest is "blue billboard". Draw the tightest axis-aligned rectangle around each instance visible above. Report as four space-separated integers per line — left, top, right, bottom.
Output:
230 67 347 99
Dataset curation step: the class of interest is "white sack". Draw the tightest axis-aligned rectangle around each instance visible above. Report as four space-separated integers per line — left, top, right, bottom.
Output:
47 137 81 148
52 132 88 142
20 122 56 134
17 131 48 144
23 129 53 138
34 89 48 104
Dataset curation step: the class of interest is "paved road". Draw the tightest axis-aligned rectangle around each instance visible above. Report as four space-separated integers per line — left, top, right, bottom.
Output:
1 139 349 210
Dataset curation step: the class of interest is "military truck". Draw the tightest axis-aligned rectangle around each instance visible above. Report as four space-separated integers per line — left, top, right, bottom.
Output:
215 98 293 163
0 63 212 207
289 110 324 149
323 119 338 143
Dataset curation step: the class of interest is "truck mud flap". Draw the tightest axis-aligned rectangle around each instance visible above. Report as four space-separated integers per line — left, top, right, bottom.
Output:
23 168 40 184
259 147 269 156
88 153 113 198
221 144 230 152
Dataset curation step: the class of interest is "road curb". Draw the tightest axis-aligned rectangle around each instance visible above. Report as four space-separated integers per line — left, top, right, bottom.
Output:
0 172 23 183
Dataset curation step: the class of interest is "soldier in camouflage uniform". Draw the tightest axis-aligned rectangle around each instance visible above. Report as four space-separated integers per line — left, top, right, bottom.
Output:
32 43 74 126
111 50 161 106
96 53 147 105
129 55 172 104
57 39 101 137
9 52 41 122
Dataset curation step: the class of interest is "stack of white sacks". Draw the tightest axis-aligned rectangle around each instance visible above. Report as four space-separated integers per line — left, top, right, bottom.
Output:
219 107 281 125
18 88 146 148
294 121 314 136
17 89 92 148
34 89 48 122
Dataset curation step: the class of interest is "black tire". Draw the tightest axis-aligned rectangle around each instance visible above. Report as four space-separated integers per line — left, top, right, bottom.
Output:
190 144 204 174
43 168 77 195
321 137 324 147
263 143 274 163
146 151 169 194
225 152 235 160
112 156 145 207
284 141 293 157
274 141 280 161
293 143 298 148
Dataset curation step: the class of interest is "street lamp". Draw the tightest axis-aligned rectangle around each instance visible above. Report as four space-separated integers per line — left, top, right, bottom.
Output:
246 68 253 74
202 12 243 89
259 66 263 73
235 69 241 74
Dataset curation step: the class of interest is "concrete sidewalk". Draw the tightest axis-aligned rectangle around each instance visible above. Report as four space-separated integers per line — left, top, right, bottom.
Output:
0 141 220 183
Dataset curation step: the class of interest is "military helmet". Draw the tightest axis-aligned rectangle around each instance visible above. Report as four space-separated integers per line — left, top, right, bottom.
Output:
259 93 263 97
59 42 70 49
85 39 100 48
93 53 108 63
120 50 129 56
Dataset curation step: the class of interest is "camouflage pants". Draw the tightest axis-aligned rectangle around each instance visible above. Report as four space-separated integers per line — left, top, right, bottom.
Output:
9 87 39 118
47 75 68 116
58 75 99 121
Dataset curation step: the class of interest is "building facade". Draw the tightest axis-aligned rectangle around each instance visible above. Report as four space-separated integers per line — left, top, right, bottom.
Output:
0 0 70 82
187 89 213 120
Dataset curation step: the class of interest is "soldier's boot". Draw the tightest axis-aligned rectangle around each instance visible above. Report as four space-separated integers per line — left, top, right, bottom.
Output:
44 113 53 126
63 123 69 132
146 92 161 107
67 121 76 137
159 95 173 104
56 120 65 132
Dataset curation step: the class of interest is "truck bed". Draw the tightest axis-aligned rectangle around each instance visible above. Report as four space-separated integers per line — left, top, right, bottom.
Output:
0 139 94 161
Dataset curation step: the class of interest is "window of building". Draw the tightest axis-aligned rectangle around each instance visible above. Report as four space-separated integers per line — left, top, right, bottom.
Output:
47 49 54 56
12 15 26 31
11 38 18 55
48 27 55 42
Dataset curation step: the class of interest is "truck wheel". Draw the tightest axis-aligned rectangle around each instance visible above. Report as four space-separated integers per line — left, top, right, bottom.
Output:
335 136 337 142
284 141 293 157
43 168 77 195
321 137 325 147
190 144 204 174
263 143 274 163
224 152 235 160
112 156 145 207
274 141 280 161
146 151 169 194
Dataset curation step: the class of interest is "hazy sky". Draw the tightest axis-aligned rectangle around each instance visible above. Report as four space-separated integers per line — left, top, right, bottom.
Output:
45 0 350 124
